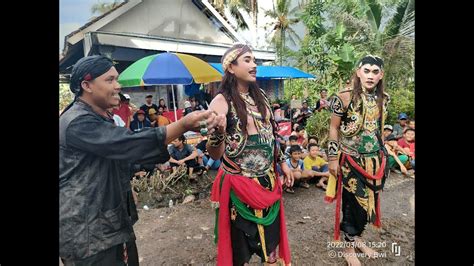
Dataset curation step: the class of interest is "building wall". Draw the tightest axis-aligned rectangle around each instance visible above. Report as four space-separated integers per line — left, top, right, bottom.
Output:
101 0 234 45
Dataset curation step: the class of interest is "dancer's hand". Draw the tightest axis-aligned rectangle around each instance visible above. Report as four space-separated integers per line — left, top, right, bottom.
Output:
280 162 294 187
179 110 220 133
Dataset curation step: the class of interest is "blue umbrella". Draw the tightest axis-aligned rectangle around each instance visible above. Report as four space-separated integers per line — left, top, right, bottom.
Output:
209 63 316 79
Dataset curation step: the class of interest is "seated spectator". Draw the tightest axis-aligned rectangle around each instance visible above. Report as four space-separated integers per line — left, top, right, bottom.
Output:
294 100 312 126
393 113 408 139
129 102 139 122
284 145 316 193
283 102 293 120
271 100 288 122
168 135 201 180
292 125 308 147
158 98 169 112
308 136 318 145
280 102 290 118
156 106 171 127
285 135 298 156
303 143 330 190
385 134 409 176
183 101 193 116
285 135 307 159
274 104 284 122
129 110 151 133
196 137 221 171
148 108 158 127
398 128 415 172
109 105 126 127
190 97 204 111
314 88 330 112
383 124 394 141
307 136 327 160
290 123 299 135
112 93 132 128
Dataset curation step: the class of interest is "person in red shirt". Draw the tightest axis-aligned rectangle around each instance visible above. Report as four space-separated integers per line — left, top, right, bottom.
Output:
112 93 132 128
397 128 415 171
291 125 308 148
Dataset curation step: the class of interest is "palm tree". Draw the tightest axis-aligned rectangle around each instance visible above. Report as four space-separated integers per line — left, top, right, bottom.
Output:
265 0 302 65
359 0 383 49
382 0 414 87
248 0 258 29
212 0 258 31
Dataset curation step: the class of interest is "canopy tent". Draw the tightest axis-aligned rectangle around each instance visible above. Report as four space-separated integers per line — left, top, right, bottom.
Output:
209 63 316 80
209 63 316 99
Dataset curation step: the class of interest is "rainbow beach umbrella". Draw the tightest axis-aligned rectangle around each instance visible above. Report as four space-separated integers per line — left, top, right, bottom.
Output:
118 52 222 87
118 52 222 121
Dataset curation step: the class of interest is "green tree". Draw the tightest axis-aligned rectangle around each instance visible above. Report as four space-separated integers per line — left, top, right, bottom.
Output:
305 110 331 148
386 86 414 125
297 0 355 91
381 0 414 88
265 0 302 65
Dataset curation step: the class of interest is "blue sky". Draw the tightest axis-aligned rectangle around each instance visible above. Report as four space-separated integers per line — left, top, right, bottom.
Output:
60 0 102 53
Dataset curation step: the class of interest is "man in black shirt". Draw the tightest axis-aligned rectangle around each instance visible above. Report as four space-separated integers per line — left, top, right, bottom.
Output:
139 94 159 121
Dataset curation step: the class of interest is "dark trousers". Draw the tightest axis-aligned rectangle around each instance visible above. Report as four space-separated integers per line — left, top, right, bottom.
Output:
340 188 370 242
126 240 139 266
231 214 280 265
61 240 139 266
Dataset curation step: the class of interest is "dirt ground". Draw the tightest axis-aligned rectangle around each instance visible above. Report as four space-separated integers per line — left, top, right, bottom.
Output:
132 171 414 265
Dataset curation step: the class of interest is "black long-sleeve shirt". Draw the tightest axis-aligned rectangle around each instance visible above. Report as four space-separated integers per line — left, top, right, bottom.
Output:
60 99 169 259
